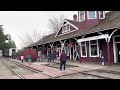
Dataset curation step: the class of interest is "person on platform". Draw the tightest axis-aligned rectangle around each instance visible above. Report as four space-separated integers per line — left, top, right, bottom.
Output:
60 50 67 71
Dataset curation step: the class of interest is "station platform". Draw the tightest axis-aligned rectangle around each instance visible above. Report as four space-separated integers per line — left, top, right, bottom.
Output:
6 58 120 79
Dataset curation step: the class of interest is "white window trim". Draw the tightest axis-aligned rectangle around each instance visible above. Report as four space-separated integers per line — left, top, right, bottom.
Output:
80 42 87 57
62 24 70 33
89 40 99 57
87 11 97 20
113 35 120 63
99 11 105 19
79 11 85 22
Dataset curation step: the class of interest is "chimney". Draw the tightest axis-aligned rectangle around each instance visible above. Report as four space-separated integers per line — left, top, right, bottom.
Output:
73 14 77 21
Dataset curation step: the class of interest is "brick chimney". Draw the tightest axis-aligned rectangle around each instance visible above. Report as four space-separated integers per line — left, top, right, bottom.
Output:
73 14 77 21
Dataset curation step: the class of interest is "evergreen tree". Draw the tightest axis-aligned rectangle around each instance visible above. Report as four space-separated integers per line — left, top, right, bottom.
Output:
0 25 5 50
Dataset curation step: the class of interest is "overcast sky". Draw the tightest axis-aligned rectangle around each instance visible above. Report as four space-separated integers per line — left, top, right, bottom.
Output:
0 11 77 49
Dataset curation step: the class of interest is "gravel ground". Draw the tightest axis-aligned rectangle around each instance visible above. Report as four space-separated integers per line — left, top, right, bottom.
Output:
1 59 36 75
83 70 120 79
54 72 103 79
0 59 16 77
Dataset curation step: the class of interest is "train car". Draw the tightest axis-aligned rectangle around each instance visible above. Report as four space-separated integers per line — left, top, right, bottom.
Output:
23 48 38 62
9 48 17 59
0 50 2 57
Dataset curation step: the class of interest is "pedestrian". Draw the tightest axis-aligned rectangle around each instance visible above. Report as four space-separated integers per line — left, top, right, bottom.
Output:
74 50 78 61
56 51 59 60
48 52 51 63
37 51 42 62
51 51 54 63
21 54 24 63
28 54 32 65
99 50 105 65
60 50 67 71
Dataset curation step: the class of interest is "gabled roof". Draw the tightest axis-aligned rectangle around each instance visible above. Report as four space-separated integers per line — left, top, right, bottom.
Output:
65 19 80 27
28 11 120 47
55 19 79 37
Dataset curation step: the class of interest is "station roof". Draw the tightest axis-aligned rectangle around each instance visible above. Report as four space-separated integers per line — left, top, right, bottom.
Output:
28 11 120 47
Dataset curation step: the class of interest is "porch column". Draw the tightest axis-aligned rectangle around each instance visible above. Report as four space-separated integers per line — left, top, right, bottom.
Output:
49 42 54 54
36 46 39 51
107 38 111 67
60 40 67 51
42 45 44 57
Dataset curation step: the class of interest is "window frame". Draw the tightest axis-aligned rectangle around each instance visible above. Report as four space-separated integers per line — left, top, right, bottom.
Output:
79 11 85 22
89 40 99 57
62 24 70 33
87 11 97 19
99 11 105 19
80 41 87 57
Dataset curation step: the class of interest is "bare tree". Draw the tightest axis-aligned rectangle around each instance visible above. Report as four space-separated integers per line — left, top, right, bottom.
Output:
48 15 65 33
18 29 46 47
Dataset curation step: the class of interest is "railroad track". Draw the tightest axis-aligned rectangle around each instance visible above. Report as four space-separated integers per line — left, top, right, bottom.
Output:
1 59 25 79
1 58 52 79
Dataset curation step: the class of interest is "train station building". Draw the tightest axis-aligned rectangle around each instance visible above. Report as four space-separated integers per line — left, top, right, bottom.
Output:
27 11 120 66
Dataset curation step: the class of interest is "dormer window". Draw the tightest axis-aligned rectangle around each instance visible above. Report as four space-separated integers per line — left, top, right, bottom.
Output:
79 11 85 22
99 11 105 19
62 24 70 33
87 11 97 19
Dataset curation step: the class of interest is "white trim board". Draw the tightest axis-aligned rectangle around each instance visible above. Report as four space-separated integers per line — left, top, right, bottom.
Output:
77 34 109 43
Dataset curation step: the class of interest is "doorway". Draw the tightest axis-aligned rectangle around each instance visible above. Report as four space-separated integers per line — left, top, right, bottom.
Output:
70 47 73 60
116 43 120 62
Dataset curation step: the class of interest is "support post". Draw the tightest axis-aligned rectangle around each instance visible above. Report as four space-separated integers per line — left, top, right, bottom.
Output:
107 38 111 67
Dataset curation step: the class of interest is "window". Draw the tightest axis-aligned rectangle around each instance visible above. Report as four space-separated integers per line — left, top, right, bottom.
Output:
89 40 99 57
115 37 120 42
62 24 70 33
87 11 96 19
66 24 70 32
80 42 87 57
80 11 85 22
62 26 65 33
99 11 105 19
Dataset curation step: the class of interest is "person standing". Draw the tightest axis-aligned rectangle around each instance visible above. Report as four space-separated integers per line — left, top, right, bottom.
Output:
37 51 42 62
51 51 54 63
60 50 67 71
28 54 32 65
74 50 78 61
21 55 24 63
99 50 105 65
48 52 51 63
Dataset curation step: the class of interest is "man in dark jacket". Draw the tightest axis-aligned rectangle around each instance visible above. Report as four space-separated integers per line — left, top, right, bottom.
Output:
60 50 67 71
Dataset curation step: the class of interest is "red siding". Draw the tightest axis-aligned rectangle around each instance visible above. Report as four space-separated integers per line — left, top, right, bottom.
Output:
58 11 102 36
78 11 100 31
78 39 114 63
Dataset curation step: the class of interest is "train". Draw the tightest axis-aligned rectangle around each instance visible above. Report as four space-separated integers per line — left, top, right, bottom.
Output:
0 50 2 57
9 48 18 59
22 48 38 62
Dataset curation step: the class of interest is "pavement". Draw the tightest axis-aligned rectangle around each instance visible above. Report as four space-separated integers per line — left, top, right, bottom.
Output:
5 58 120 79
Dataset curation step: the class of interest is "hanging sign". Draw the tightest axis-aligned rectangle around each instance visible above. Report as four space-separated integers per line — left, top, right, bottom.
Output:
67 44 72 47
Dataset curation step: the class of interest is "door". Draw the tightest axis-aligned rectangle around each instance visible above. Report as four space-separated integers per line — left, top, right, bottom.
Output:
116 43 120 62
71 47 73 60
57 48 61 57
